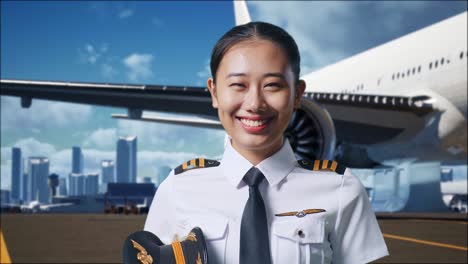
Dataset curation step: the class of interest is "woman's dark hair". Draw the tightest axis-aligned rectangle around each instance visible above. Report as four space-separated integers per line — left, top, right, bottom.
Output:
210 21 301 85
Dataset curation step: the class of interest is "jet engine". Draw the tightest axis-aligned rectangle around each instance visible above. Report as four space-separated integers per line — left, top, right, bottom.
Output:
285 98 336 161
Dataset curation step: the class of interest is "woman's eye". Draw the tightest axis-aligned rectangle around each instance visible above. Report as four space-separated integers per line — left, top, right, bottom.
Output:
265 82 283 89
229 83 246 88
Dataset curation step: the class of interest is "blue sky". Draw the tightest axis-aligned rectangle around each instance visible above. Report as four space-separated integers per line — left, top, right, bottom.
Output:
1 1 467 189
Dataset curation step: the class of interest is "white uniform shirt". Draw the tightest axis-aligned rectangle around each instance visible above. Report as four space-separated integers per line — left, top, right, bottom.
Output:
144 140 389 264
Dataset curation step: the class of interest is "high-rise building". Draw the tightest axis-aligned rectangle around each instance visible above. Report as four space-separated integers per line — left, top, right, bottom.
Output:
27 157 50 203
69 173 85 196
11 147 23 202
85 173 99 196
101 160 115 187
72 146 84 174
22 173 28 204
0 190 11 205
116 136 137 183
58 178 68 196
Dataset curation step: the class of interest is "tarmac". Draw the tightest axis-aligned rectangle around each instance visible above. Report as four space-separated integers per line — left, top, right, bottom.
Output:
0 213 467 263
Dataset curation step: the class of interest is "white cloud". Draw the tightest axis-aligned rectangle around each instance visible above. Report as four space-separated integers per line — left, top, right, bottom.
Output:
0 96 93 132
79 43 111 64
249 1 436 71
119 9 134 19
12 138 57 157
83 128 117 149
123 53 154 82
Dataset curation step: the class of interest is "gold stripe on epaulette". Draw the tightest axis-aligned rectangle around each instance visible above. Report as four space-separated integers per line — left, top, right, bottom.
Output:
182 162 188 170
330 161 338 172
322 160 329 170
190 159 196 167
172 240 186 264
313 160 320 171
199 158 205 168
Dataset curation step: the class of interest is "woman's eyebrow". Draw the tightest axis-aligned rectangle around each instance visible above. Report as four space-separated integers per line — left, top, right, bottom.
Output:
226 72 286 79
226 73 247 78
263 73 286 80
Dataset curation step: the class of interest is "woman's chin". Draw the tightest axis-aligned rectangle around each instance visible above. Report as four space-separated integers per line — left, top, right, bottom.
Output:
232 134 282 153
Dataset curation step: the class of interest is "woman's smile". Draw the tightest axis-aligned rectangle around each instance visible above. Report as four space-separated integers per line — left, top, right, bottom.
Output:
236 115 274 133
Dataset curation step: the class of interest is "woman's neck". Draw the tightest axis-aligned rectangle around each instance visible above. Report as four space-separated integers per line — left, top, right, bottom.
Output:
231 137 284 166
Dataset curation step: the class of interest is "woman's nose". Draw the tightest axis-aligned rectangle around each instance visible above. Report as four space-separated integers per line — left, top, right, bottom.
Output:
244 88 266 112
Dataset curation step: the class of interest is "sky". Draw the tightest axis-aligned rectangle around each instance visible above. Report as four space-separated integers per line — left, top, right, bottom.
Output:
1 1 467 190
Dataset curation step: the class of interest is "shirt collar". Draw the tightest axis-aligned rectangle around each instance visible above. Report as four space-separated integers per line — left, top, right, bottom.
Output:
220 138 297 188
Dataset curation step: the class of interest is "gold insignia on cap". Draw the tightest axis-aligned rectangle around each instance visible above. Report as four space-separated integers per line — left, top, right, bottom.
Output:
186 231 197 242
130 239 153 264
275 208 326 217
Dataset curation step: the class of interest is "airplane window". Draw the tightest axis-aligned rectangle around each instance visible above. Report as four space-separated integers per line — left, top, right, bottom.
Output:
397 72 400 78
441 58 445 65
412 68 416 74
460 51 464 59
435 60 438 68
418 66 421 72
402 72 405 78
429 62 433 69
392 74 395 80
407 69 410 76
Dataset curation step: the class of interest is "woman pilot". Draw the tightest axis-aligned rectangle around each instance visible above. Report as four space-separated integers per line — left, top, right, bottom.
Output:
144 21 389 264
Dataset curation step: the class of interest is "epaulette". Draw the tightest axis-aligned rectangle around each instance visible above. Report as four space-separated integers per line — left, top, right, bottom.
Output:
174 158 220 175
298 159 346 175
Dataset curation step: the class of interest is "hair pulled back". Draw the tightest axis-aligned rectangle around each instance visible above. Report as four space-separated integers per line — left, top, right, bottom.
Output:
210 21 301 85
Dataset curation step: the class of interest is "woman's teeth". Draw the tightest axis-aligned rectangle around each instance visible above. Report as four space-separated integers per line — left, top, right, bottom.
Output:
240 118 267 127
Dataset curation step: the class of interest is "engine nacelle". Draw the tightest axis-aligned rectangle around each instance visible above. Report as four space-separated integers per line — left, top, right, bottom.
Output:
285 98 336 161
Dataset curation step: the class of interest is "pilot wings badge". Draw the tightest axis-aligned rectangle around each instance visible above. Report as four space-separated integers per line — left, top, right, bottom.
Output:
275 209 326 218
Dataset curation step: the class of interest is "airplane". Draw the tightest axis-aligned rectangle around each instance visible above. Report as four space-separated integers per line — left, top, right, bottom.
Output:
1 200 75 213
1 1 467 211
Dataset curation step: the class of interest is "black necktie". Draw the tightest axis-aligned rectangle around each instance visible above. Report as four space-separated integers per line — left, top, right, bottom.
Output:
240 167 272 264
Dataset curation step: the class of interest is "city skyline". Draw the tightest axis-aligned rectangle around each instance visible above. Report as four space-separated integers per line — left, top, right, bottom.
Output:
5 136 174 203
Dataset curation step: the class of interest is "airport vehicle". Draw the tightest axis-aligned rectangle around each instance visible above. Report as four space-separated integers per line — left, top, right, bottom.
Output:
1 2 466 211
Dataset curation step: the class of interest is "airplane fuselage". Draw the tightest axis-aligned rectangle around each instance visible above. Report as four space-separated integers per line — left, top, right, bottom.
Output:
302 12 467 164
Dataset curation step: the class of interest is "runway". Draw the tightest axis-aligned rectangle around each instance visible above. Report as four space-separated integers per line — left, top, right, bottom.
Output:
1 213 467 263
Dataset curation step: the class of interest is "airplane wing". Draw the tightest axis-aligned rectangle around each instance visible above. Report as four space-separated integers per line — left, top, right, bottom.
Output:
304 92 434 145
0 79 217 118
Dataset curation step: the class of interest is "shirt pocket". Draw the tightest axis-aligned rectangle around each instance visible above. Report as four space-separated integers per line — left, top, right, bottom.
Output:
177 215 229 264
272 217 326 264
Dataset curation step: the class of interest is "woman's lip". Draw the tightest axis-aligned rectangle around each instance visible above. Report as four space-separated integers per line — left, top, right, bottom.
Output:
236 117 273 133
236 116 272 121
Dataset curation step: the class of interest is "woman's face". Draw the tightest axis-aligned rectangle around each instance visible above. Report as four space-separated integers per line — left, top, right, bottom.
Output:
208 40 305 158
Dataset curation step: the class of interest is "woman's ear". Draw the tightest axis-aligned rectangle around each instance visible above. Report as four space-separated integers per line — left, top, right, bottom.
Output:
207 77 219 108
294 79 306 109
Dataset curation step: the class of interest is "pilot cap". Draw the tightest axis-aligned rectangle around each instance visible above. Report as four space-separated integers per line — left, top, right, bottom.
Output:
123 227 208 264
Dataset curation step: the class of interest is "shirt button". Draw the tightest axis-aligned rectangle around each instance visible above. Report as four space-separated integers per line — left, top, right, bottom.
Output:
297 230 305 238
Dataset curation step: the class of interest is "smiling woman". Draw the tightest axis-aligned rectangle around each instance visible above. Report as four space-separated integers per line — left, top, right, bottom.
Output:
139 22 389 264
